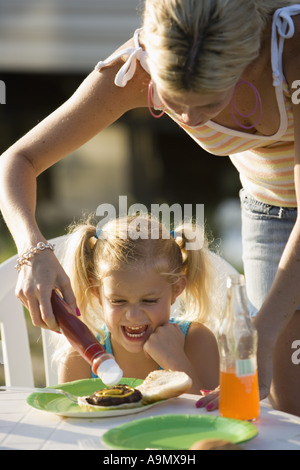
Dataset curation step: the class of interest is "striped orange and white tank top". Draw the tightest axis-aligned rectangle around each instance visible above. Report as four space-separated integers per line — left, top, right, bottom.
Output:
95 5 300 208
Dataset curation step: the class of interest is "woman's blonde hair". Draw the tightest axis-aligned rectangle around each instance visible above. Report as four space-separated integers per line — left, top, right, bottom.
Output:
142 0 299 93
61 214 222 338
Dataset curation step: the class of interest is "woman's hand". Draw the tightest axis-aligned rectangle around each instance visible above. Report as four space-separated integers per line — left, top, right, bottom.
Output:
15 249 78 331
143 322 186 370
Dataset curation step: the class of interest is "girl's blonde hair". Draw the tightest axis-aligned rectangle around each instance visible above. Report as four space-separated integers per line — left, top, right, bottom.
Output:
142 0 299 93
61 214 222 337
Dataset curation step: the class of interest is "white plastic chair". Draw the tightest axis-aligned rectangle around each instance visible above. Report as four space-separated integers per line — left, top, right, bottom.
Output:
0 235 68 386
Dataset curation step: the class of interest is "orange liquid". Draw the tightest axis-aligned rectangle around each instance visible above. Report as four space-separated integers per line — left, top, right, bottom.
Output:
219 369 260 421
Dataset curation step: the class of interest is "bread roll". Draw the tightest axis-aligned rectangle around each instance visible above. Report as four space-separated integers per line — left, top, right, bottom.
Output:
190 439 243 450
136 370 192 404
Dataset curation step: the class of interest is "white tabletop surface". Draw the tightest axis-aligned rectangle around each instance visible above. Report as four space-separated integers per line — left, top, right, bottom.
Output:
1 390 300 450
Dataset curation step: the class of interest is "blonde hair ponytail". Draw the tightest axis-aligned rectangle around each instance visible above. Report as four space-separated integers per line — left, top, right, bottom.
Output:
61 220 104 335
172 222 219 325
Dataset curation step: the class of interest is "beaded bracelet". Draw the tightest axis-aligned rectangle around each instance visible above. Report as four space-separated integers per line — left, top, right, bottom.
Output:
15 241 55 273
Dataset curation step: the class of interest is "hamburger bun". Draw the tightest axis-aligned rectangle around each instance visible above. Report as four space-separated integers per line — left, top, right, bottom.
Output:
136 370 192 404
78 370 192 411
190 439 243 450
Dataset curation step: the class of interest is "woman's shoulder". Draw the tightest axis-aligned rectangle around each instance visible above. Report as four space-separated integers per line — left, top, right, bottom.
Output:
91 34 150 108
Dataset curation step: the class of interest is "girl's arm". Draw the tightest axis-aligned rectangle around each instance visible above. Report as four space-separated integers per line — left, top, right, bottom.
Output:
143 322 219 394
0 39 149 330
184 322 220 393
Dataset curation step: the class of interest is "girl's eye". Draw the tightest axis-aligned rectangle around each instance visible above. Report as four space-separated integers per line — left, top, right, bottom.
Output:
143 299 158 304
111 299 126 305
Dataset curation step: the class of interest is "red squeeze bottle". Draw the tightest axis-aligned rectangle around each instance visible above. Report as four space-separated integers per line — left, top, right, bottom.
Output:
51 291 123 386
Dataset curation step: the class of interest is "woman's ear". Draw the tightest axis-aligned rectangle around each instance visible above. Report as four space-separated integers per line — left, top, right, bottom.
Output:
171 276 187 304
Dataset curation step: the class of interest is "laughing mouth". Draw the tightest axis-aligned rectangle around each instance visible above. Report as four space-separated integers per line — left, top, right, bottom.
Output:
122 325 149 338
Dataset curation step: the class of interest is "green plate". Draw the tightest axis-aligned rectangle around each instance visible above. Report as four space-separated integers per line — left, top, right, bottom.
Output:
102 414 258 450
26 378 160 418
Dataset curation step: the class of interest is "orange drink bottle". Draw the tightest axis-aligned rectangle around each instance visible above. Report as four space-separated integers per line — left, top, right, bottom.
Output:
218 275 260 421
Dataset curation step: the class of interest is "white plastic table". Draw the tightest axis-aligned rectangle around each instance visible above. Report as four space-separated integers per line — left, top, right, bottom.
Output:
1 391 300 450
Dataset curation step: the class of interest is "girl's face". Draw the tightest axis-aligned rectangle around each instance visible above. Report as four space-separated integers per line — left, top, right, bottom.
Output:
99 267 186 354
156 85 234 127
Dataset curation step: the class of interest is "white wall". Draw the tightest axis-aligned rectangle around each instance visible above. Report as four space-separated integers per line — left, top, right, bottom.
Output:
0 0 142 72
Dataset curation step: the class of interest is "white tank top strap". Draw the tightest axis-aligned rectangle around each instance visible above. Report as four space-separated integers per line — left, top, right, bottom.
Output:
271 5 300 86
94 28 150 87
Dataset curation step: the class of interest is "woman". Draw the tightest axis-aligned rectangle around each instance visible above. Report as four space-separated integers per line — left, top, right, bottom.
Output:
0 0 299 415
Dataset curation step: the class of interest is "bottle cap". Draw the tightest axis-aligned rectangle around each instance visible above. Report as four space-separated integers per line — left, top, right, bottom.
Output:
96 358 123 386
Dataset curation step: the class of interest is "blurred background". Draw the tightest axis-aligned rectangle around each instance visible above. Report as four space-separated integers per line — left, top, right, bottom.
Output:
0 0 242 385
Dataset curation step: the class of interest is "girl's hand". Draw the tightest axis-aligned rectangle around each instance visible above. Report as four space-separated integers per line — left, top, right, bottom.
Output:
143 322 186 369
195 386 220 411
15 249 78 331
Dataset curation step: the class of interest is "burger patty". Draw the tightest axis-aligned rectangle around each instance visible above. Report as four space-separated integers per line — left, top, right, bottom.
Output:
85 384 142 407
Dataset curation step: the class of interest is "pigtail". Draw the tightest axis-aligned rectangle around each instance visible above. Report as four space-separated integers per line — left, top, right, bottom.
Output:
173 222 221 326
60 220 103 335
52 220 105 369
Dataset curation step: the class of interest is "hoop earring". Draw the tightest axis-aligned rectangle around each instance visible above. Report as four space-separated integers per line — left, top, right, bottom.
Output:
230 80 262 130
147 81 165 119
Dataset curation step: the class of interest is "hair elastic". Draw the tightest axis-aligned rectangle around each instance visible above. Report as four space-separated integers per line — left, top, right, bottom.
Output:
89 226 102 249
95 227 102 239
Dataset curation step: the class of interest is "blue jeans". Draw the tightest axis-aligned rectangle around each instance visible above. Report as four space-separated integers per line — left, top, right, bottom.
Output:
240 188 298 317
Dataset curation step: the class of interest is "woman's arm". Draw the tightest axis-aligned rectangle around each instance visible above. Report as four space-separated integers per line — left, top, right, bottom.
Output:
253 23 300 398
0 42 149 330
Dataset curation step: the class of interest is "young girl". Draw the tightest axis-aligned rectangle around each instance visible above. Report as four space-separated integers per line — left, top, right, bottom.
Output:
55 214 220 394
